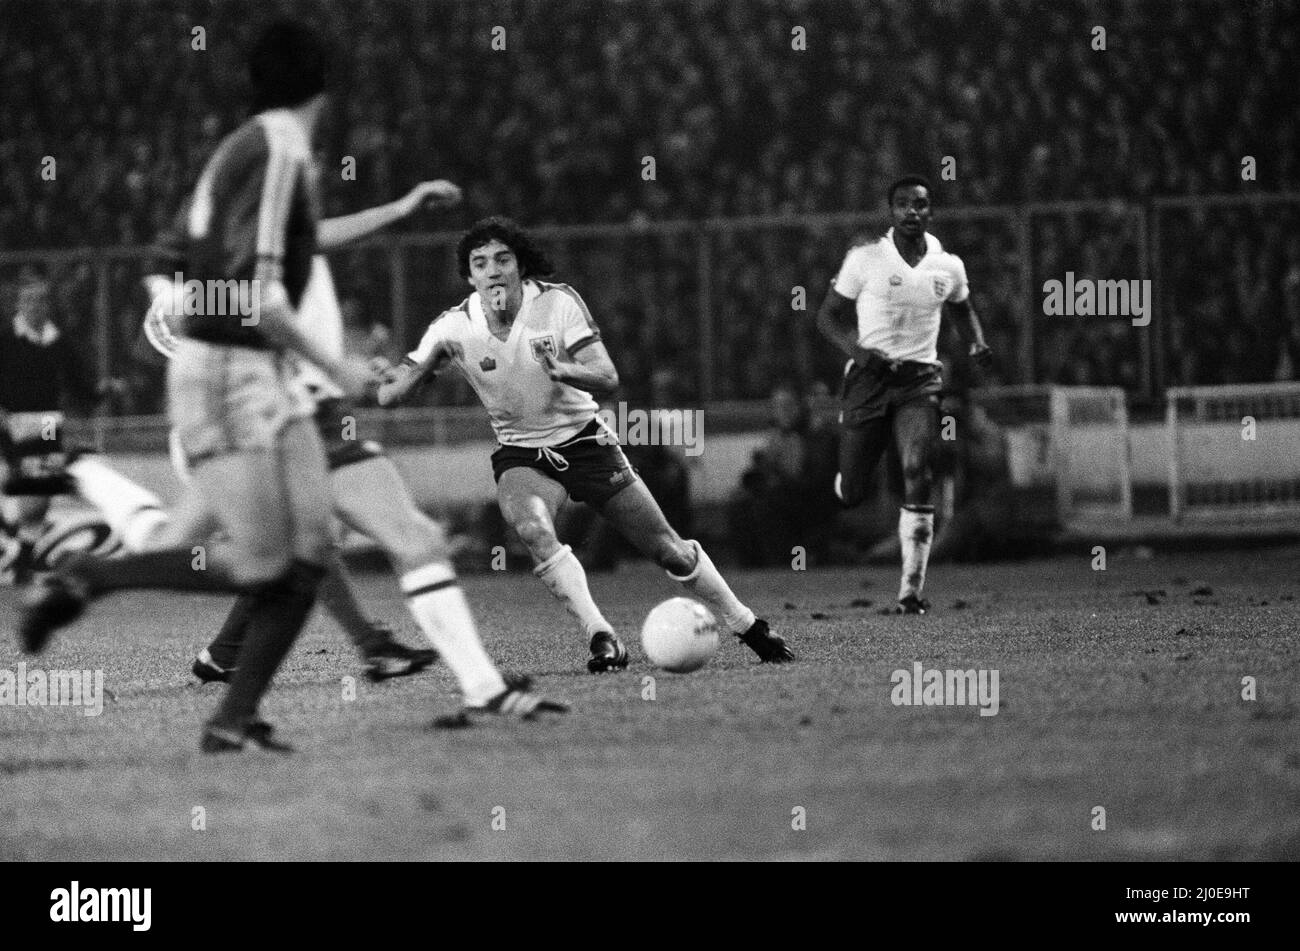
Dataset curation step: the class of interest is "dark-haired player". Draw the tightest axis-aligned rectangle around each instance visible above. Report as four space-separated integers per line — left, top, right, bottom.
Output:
140 182 459 685
141 187 565 720
815 176 991 614
377 217 794 671
18 23 560 750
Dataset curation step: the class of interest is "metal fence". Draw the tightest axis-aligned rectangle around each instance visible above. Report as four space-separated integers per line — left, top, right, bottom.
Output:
3 192 1297 421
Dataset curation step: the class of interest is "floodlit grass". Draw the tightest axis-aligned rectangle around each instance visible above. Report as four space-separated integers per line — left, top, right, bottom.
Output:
2 549 1297 861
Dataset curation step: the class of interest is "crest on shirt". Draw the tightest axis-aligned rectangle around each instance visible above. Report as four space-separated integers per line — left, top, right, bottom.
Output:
889 274 903 287
479 356 497 372
529 334 558 363
932 276 950 299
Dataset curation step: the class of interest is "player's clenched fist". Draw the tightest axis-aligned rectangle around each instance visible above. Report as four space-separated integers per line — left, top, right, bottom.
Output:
331 357 378 399
398 180 462 217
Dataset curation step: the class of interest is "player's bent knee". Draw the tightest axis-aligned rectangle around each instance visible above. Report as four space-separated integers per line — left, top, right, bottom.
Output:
227 550 293 588
512 515 558 553
655 536 695 574
386 513 451 570
837 472 869 508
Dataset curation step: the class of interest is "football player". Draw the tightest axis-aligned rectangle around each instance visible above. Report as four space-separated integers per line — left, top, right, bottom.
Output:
141 188 564 719
815 175 992 614
376 217 794 672
141 184 460 684
19 23 561 751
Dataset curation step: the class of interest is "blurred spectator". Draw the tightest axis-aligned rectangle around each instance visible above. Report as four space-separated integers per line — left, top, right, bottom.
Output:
1 0 1296 396
726 383 837 566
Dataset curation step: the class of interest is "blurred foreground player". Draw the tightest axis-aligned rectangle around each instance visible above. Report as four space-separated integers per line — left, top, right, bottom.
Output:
18 21 362 752
815 176 991 613
141 182 465 684
142 190 563 719
377 217 794 671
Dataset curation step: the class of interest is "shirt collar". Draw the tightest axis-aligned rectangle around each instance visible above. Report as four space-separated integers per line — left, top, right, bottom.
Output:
472 280 539 324
884 228 943 256
257 108 312 158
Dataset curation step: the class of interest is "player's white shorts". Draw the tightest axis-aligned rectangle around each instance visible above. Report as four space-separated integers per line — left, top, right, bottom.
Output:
167 339 314 468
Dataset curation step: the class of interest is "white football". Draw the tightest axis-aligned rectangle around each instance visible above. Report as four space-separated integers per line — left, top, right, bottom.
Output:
640 597 719 673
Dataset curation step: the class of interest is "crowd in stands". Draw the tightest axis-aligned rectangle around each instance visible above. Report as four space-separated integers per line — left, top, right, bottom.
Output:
2 0 1297 404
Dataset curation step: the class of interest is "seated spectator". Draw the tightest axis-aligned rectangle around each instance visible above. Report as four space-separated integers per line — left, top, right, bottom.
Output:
727 383 838 567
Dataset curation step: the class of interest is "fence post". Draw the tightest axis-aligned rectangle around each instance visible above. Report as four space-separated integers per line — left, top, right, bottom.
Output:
1133 205 1153 396
93 253 110 451
1149 201 1164 394
697 229 713 403
1017 208 1034 383
388 240 407 357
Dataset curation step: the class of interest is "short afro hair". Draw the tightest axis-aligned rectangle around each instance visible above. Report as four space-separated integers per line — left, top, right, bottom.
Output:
887 175 934 206
456 216 555 280
248 20 330 112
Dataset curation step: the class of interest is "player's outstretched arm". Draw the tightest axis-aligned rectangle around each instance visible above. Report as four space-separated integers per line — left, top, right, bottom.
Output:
815 285 860 359
317 180 462 251
540 342 619 397
252 277 373 397
374 341 462 406
944 299 992 367
375 361 421 407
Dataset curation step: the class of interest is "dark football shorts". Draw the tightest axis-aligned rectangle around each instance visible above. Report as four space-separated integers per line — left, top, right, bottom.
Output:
839 357 943 428
314 397 384 471
1 410 77 495
491 417 638 506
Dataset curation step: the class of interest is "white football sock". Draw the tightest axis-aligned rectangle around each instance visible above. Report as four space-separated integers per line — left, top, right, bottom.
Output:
401 562 505 707
667 539 755 635
533 544 614 639
898 506 935 602
69 456 169 551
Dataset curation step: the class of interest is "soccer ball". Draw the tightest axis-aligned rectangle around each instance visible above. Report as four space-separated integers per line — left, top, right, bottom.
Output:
640 597 719 673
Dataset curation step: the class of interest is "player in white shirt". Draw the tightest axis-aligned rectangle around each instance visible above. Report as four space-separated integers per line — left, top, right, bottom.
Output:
816 176 992 614
122 188 566 721
378 217 794 671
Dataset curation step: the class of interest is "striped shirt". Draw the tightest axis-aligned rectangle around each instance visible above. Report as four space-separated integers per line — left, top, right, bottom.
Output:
170 109 320 348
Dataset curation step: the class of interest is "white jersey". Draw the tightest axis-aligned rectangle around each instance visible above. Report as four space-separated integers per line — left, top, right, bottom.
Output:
832 228 969 364
288 255 345 401
406 279 602 447
144 254 343 403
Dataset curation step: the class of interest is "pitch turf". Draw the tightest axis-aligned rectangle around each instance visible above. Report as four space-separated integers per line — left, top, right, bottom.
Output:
2 548 1298 861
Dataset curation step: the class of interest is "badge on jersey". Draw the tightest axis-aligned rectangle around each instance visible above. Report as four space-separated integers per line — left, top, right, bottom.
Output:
932 276 950 300
480 356 497 372
529 334 558 363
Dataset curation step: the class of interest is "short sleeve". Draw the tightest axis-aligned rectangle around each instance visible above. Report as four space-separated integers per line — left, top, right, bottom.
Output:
832 245 869 300
555 285 601 356
405 313 453 366
946 255 970 303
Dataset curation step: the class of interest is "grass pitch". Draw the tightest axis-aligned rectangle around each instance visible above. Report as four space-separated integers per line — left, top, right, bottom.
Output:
2 547 1297 861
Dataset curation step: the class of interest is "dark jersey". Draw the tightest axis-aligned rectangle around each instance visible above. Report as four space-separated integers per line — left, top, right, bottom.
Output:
176 109 320 348
0 326 97 413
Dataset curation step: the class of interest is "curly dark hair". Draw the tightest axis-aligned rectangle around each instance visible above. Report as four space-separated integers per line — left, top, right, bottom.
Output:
456 216 555 280
887 174 934 206
249 20 330 112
